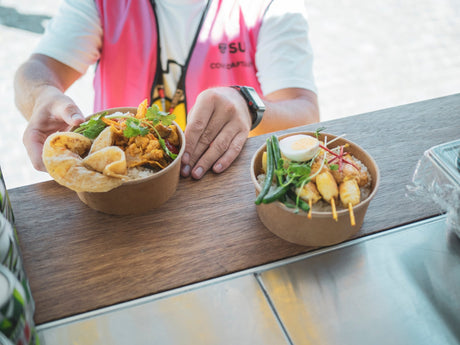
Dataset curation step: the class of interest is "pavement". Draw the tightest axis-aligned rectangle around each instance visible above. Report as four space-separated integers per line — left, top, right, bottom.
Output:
1 0 459 189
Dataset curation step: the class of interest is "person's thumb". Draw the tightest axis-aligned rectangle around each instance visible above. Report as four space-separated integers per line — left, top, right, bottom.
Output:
53 95 85 127
68 112 86 127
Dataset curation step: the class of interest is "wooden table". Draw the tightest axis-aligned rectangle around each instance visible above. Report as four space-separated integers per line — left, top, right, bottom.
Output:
9 93 460 325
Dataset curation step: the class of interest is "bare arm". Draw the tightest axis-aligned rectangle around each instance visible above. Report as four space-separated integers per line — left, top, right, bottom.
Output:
250 88 319 136
15 54 83 118
14 54 85 170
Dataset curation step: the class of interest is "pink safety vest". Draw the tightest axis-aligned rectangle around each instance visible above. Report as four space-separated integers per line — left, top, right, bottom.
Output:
94 0 271 127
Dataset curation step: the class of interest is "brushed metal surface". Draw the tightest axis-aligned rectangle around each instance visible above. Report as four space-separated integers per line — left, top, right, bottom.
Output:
37 216 459 345
37 274 289 345
258 216 460 345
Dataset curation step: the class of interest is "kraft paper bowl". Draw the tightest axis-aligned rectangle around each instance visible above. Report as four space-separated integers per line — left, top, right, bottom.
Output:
250 132 380 247
75 107 185 215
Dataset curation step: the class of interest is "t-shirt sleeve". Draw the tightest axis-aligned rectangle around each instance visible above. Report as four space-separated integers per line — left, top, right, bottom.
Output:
256 0 317 96
33 0 102 75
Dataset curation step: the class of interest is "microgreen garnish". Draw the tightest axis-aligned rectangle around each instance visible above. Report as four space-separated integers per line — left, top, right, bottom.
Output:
315 126 326 138
329 164 339 171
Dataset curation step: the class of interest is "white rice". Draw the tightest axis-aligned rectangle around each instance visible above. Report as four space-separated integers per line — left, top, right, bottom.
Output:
126 166 158 180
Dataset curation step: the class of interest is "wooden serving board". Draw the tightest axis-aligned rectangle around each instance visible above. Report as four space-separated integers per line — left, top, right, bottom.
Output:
9 93 460 324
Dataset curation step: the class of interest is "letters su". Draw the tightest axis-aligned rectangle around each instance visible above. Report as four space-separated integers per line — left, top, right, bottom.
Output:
219 42 246 54
229 42 245 53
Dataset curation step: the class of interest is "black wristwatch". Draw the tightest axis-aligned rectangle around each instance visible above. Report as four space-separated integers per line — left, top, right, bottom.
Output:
231 86 265 130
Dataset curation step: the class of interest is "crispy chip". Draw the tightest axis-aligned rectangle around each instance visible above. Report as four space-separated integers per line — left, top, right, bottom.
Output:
42 132 124 193
83 146 127 179
136 98 149 119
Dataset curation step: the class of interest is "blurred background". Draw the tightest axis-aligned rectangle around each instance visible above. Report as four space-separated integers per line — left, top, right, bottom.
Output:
1 0 459 189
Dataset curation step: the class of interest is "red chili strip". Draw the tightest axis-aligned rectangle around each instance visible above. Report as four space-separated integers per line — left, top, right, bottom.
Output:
328 156 338 164
339 145 344 172
165 139 179 154
320 144 360 170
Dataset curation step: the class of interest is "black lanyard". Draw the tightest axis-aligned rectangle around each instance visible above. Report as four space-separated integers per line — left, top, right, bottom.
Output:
149 0 212 113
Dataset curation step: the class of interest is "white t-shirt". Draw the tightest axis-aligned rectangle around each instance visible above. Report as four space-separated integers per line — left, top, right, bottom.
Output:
34 0 317 97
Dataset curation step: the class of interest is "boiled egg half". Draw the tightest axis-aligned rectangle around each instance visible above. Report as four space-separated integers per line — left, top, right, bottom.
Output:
279 134 320 162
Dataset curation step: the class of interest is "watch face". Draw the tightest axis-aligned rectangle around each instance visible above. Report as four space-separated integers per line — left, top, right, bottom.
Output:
240 86 266 112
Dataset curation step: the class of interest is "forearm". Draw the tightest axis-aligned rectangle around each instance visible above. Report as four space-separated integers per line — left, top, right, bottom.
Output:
14 54 81 120
250 88 320 136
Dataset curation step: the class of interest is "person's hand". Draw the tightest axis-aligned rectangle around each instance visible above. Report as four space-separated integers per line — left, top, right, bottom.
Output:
23 86 85 171
180 86 252 179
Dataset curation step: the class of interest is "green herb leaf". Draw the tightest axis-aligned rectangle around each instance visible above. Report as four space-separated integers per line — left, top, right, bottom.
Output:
315 126 326 138
146 104 176 126
123 118 150 138
74 113 108 139
329 164 339 171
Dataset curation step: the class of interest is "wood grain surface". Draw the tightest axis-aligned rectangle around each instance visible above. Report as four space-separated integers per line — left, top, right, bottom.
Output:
9 94 460 325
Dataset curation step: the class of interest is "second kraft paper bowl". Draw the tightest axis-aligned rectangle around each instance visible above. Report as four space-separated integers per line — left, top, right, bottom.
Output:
250 132 380 247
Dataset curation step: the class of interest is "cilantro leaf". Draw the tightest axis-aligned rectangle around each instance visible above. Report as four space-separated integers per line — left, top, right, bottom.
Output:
123 118 150 138
146 104 176 126
74 113 107 139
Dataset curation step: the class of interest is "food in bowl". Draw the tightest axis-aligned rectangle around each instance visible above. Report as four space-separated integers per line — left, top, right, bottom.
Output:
251 130 380 246
255 130 371 224
42 100 181 193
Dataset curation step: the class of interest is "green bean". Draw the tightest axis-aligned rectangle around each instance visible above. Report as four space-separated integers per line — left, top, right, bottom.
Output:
287 190 310 212
282 199 304 214
262 184 290 204
283 200 297 209
271 135 283 186
255 138 274 205
260 135 291 204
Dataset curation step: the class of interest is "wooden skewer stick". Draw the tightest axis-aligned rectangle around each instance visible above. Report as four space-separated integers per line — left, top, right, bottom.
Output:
308 199 312 219
331 197 338 221
348 202 356 226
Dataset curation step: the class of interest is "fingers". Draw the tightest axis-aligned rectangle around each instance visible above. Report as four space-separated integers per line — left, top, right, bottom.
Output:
189 122 241 179
23 126 48 171
24 91 84 171
195 129 247 179
185 113 227 175
182 93 215 155
181 87 251 179
180 91 216 177
212 131 247 172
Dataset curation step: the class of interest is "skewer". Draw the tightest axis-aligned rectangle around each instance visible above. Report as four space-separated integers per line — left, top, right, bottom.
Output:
315 170 339 222
348 202 356 226
308 199 312 219
331 197 338 221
